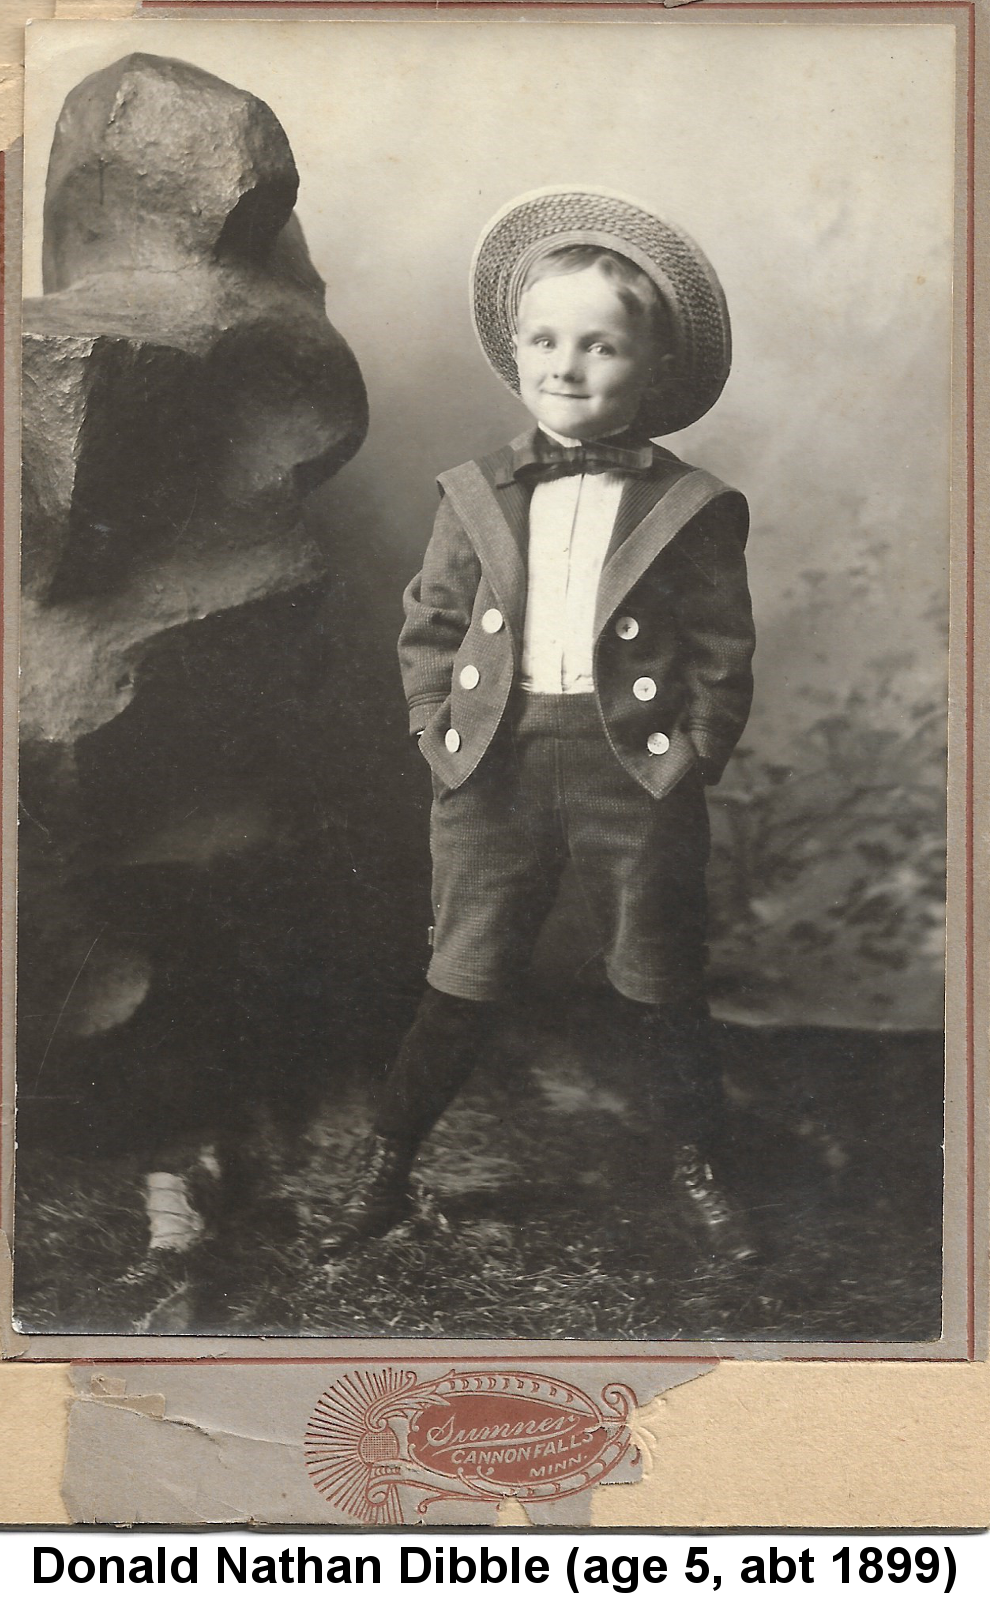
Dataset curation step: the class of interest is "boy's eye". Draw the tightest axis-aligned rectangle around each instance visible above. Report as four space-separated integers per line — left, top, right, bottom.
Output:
589 342 616 356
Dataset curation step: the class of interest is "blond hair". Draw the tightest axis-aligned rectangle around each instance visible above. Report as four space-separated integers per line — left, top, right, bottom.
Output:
519 244 673 365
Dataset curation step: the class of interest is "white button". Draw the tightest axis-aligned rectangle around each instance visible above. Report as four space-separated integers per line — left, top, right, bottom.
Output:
481 608 504 634
615 616 639 640
445 728 461 753
459 664 480 690
647 731 670 755
633 677 658 702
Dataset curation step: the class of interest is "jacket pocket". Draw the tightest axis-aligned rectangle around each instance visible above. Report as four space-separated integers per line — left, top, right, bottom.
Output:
417 697 463 788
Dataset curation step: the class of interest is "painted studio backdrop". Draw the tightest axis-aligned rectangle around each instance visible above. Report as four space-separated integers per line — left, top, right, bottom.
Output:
15 18 954 1338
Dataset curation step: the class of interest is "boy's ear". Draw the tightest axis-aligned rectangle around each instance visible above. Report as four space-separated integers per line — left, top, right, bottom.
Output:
643 350 681 405
652 350 678 384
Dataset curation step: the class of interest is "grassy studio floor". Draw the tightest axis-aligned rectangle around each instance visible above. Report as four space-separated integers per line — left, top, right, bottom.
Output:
14 1000 943 1342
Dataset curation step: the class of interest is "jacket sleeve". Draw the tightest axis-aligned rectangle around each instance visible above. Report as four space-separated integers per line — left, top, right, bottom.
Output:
398 491 483 736
674 490 755 783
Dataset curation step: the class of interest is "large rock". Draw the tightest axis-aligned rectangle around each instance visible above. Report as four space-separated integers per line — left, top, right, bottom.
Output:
22 53 366 743
41 52 299 290
19 55 369 1096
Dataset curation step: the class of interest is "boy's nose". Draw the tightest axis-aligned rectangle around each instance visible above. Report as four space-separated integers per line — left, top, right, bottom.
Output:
552 346 582 381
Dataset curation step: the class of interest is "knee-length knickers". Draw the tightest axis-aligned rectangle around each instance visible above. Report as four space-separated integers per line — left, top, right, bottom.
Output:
426 692 711 1007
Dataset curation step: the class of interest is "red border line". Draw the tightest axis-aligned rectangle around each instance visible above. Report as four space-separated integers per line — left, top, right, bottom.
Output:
140 2 974 11
30 1350 970 1366
1 149 5 1239
34 1352 957 1366
964 0 976 1364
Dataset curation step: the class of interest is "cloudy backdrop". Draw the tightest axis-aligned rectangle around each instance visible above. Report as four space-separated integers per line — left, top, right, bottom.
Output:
24 17 956 1029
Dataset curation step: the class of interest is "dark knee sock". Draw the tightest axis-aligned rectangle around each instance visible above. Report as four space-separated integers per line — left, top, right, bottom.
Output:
375 986 494 1145
608 992 725 1150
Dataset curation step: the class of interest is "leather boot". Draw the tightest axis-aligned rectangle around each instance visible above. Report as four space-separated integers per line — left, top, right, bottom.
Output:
670 1141 759 1263
319 1134 418 1257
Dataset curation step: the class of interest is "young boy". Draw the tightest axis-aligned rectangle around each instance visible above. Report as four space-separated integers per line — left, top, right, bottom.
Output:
321 186 756 1262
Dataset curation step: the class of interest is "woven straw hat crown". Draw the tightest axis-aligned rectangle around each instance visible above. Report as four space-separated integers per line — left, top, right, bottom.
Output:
470 185 732 438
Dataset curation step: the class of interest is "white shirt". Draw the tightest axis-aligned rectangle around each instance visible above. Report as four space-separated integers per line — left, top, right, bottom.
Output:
520 430 625 694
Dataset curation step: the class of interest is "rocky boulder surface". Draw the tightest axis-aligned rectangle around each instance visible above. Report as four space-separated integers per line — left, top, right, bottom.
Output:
19 55 369 1157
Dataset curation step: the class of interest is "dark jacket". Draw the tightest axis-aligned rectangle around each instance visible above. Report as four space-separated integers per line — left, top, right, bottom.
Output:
399 429 755 801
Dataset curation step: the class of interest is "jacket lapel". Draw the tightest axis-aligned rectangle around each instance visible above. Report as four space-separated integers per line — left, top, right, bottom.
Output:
439 435 729 647
601 440 700 565
604 468 681 564
593 467 728 640
437 448 529 636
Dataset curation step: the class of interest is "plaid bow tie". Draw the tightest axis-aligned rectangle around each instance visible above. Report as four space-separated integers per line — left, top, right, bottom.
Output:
513 435 655 484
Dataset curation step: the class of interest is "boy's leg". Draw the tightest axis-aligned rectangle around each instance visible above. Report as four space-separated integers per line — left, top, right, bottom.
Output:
608 991 757 1261
560 735 756 1261
322 709 564 1256
375 985 495 1144
319 986 493 1254
607 992 720 1141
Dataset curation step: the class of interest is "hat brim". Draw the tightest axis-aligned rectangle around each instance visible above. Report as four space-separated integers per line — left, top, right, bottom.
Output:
470 185 731 438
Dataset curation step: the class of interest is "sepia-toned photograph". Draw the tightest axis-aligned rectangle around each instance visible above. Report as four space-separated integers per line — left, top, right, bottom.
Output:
10 13 964 1349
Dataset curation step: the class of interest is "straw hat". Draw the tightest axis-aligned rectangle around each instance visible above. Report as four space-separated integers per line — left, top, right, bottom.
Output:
470 185 732 438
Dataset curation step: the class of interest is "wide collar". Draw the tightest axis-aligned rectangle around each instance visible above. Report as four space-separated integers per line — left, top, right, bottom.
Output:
488 426 686 557
438 429 720 640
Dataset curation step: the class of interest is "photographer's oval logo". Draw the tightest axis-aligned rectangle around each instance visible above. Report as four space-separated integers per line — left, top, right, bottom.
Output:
305 1368 637 1522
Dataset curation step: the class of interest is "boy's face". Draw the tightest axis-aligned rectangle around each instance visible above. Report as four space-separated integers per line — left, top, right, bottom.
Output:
514 266 657 441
